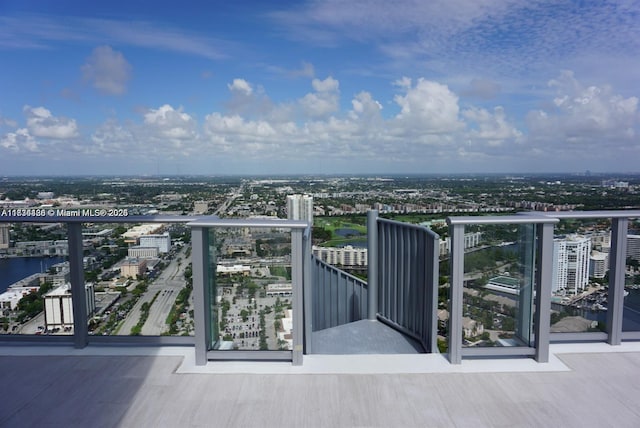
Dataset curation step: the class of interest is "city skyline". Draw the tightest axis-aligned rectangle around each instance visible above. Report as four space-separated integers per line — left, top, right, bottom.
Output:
1 1 639 176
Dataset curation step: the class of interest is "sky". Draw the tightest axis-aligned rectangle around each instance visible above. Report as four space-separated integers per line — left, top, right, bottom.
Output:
1 0 639 176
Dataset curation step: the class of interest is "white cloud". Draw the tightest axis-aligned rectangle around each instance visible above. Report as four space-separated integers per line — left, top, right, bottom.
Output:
463 106 522 146
273 1 640 97
82 45 132 95
91 119 136 155
393 78 463 134
4 70 638 174
228 79 253 96
393 76 412 89
311 76 339 92
527 71 639 145
300 77 340 117
350 92 383 117
0 16 228 60
0 128 39 152
143 104 198 142
24 106 78 139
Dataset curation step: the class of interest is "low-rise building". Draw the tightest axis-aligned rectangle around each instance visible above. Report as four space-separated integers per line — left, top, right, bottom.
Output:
120 258 147 278
312 245 368 266
128 246 159 259
217 265 251 276
44 283 95 331
139 232 171 254
266 283 292 297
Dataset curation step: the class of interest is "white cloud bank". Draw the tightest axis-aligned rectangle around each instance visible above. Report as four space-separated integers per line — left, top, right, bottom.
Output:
2 72 639 173
25 106 78 139
528 71 638 145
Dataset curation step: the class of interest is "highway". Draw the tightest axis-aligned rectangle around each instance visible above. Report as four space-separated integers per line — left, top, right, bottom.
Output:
117 245 189 336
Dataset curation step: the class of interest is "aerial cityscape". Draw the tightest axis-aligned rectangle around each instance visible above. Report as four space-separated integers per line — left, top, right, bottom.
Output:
1 173 639 352
1 2 640 424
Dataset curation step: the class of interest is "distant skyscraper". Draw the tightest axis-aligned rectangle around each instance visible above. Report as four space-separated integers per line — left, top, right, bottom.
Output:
552 235 591 295
627 235 640 261
0 224 9 250
589 251 608 279
286 194 313 224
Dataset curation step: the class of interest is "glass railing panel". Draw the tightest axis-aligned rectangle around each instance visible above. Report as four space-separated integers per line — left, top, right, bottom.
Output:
87 222 194 337
461 222 536 348
0 222 72 337
212 227 294 351
623 218 640 332
550 218 610 334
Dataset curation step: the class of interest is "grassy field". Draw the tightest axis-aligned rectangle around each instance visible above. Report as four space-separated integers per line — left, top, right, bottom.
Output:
314 217 367 233
314 217 367 246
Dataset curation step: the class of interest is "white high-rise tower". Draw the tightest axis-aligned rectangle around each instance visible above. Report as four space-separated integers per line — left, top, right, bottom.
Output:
0 224 9 250
552 235 591 295
286 194 313 224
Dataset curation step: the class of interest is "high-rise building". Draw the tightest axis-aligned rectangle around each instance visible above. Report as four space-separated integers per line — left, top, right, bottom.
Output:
589 251 608 279
552 235 591 295
139 232 171 253
286 194 313 224
0 224 9 250
627 234 640 261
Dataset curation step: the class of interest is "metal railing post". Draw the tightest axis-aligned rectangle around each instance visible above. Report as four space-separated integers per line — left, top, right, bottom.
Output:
291 228 304 365
303 227 313 354
534 222 554 362
427 227 440 353
448 222 464 364
367 210 379 320
68 222 88 349
192 226 211 366
607 217 628 345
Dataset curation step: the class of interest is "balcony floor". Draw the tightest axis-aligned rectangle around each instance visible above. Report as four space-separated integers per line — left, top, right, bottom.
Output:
311 319 424 354
1 342 640 427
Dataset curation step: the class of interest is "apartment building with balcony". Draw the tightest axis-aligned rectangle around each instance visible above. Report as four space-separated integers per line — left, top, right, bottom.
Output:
553 235 591 295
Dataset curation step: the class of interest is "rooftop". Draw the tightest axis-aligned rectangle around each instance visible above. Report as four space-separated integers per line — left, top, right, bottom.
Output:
1 342 639 427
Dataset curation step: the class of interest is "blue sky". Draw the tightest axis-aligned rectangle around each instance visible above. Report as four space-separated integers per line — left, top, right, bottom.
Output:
1 0 639 176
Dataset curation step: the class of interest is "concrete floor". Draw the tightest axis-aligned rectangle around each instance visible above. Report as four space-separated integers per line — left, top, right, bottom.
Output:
1 343 640 427
311 319 424 354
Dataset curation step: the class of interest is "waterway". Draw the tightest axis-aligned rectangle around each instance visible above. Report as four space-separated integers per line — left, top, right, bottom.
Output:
552 288 640 332
0 256 66 293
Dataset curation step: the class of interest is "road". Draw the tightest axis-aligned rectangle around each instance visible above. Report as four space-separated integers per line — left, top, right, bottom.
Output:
117 245 189 336
214 182 245 216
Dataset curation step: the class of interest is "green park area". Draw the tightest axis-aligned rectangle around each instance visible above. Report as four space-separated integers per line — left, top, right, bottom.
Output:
313 217 367 247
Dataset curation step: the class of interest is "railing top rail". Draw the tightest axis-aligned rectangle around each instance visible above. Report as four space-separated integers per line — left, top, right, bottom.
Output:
311 254 368 286
187 217 309 229
447 214 559 226
378 217 438 237
0 214 199 224
521 210 640 219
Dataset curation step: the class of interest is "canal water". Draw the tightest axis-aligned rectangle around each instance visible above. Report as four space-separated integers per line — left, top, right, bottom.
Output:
0 256 66 293
552 288 640 331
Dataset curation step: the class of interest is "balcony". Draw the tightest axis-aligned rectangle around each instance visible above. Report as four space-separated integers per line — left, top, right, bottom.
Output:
1 210 640 425
1 210 639 362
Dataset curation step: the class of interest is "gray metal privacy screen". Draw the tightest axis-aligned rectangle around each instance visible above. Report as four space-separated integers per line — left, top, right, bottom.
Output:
374 216 440 353
310 256 368 331
309 212 439 353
